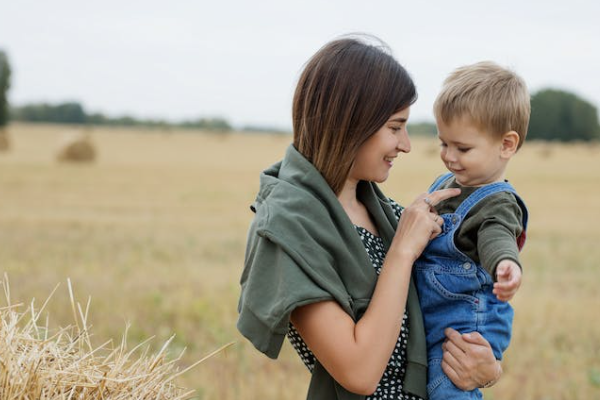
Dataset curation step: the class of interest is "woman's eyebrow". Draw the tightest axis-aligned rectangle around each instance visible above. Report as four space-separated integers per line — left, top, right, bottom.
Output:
388 117 407 123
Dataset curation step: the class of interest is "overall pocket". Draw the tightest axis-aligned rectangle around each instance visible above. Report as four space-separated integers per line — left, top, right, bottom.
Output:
418 260 486 304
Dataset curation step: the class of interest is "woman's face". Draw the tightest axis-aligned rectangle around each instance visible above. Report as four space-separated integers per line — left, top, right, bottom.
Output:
349 108 411 184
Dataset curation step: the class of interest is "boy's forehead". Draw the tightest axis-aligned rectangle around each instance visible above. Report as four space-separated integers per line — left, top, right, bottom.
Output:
437 114 478 129
437 119 490 142
438 115 493 136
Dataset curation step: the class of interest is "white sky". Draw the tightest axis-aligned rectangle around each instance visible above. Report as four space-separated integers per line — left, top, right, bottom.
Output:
1 0 599 130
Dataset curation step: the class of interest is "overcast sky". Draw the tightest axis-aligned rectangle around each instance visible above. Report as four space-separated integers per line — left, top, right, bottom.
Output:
1 0 598 129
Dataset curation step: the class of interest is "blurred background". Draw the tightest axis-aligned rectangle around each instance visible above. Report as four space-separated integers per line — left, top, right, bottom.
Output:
1 1 599 399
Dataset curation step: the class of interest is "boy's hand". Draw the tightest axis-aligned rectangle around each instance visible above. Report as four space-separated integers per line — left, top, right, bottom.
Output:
493 260 522 301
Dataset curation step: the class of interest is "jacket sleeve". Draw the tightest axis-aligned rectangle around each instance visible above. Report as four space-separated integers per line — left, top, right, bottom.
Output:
237 231 334 359
476 194 524 278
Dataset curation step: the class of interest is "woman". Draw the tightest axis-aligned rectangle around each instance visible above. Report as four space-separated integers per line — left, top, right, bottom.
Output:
237 35 501 400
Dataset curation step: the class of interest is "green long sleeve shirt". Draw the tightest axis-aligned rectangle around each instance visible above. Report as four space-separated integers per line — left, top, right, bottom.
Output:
434 176 525 278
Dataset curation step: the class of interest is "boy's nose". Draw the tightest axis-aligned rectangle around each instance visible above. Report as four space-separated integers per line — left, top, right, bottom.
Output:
442 148 456 162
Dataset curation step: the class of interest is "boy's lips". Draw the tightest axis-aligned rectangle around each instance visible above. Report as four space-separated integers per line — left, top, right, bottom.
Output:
447 164 464 173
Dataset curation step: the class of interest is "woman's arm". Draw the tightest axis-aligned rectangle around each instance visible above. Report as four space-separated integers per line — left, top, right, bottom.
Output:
291 249 414 395
291 188 459 395
442 328 502 390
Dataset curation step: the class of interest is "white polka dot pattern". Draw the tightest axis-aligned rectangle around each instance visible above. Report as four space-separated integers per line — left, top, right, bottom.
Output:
286 200 424 399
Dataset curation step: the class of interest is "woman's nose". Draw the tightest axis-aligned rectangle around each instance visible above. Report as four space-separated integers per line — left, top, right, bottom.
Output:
397 129 411 153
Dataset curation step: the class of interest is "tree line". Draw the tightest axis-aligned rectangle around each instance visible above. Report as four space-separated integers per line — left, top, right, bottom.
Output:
1 50 598 140
9 101 233 131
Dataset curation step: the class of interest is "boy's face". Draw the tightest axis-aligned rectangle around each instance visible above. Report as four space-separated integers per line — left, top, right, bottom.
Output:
436 117 509 187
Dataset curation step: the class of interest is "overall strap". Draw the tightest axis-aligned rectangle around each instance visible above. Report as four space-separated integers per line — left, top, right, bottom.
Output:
456 181 530 251
427 172 454 193
455 181 529 234
454 181 517 218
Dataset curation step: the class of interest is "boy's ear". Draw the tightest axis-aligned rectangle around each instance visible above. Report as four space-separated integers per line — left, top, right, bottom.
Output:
500 131 519 158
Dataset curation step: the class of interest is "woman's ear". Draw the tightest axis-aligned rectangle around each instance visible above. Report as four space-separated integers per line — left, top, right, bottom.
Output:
500 131 519 158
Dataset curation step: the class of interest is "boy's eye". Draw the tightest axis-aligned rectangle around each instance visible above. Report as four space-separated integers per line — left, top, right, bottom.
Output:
439 142 447 148
458 147 471 153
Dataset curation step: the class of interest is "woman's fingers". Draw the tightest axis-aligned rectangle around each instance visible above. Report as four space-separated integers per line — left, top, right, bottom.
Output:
458 331 490 347
441 335 476 391
429 216 443 239
421 188 461 208
391 188 460 260
441 356 472 391
421 188 460 238
444 327 469 352
442 328 499 390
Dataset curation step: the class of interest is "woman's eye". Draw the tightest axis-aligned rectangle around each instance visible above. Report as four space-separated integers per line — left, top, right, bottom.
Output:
390 126 402 132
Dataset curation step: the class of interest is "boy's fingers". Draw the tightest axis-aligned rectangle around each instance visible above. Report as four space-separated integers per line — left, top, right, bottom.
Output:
494 280 518 291
497 268 509 278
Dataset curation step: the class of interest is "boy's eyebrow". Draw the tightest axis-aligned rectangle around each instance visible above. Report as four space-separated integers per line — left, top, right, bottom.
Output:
437 135 471 146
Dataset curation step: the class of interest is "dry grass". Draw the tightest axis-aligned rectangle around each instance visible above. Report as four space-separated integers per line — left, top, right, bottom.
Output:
0 275 233 399
0 128 9 151
1 123 599 399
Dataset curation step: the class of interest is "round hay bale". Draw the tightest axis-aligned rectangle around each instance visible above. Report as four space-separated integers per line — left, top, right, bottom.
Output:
0 129 9 151
56 131 96 163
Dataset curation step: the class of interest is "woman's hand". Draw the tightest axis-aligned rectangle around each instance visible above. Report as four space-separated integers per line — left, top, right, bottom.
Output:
441 328 502 390
391 188 460 262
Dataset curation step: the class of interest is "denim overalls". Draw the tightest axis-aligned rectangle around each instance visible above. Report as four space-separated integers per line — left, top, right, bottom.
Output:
414 173 528 400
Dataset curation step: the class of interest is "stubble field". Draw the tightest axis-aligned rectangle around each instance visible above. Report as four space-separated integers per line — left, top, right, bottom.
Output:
1 123 599 399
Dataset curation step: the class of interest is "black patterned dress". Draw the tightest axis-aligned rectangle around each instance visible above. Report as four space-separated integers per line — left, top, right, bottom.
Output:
287 201 424 400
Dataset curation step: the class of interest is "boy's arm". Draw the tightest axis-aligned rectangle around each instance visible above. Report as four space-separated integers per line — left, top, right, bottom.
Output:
476 193 524 279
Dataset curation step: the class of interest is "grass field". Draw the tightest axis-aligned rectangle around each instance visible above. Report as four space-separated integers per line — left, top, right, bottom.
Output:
1 123 599 399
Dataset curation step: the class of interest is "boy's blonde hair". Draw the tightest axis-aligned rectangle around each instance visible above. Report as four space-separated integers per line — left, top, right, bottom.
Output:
434 61 530 150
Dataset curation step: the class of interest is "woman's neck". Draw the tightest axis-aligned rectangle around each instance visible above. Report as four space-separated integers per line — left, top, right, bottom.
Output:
337 178 359 211
337 179 379 235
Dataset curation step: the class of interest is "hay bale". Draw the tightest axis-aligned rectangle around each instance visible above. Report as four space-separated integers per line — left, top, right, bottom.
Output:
0 128 9 151
0 276 232 399
56 131 96 162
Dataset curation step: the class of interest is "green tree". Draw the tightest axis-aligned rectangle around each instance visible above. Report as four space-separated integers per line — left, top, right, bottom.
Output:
529 89 600 142
54 102 86 123
0 50 11 127
180 117 232 131
407 121 437 136
12 102 86 124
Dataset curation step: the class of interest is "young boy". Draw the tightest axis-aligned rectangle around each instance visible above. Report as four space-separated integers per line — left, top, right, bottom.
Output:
414 61 530 399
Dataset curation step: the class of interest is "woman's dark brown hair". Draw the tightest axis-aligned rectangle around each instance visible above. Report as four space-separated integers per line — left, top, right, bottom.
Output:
293 35 417 194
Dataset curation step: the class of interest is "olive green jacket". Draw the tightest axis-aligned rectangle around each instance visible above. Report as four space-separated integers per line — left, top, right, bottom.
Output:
237 144 428 399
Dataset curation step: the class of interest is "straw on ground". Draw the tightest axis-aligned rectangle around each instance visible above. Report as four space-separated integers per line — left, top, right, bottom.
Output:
0 276 233 399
